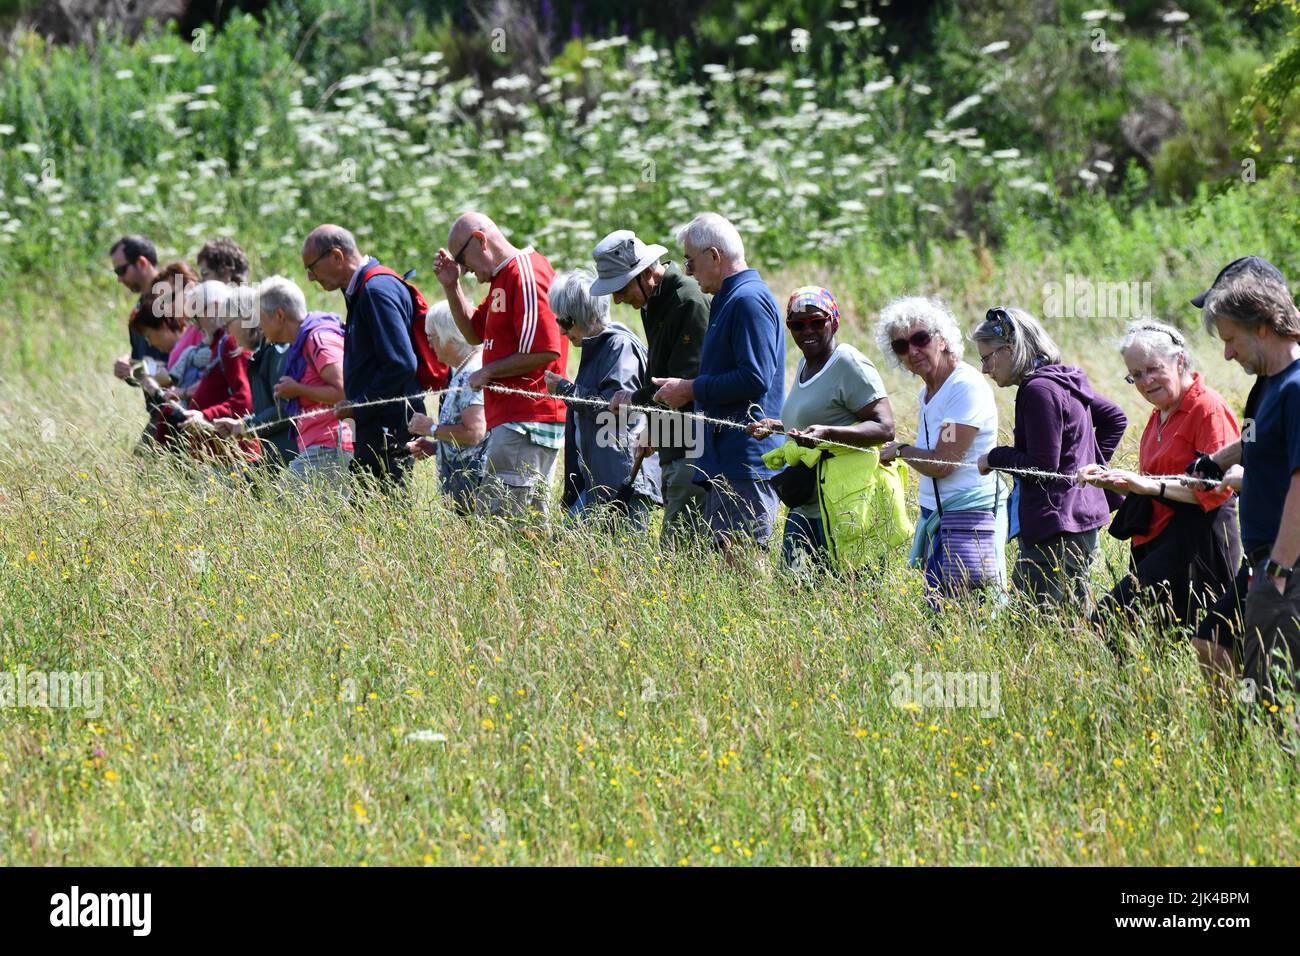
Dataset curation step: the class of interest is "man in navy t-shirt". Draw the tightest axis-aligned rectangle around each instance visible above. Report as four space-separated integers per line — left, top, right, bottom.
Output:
1204 263 1300 717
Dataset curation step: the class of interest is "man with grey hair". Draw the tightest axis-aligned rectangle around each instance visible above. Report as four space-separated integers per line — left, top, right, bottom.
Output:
302 224 425 490
1200 262 1300 718
651 213 785 552
544 268 661 527
590 229 709 542
433 212 567 518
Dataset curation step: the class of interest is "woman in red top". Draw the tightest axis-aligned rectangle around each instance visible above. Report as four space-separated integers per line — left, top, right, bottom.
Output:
173 281 261 465
1080 320 1241 677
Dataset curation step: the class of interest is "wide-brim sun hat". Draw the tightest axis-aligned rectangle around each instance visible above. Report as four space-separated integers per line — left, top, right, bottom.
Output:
590 229 668 296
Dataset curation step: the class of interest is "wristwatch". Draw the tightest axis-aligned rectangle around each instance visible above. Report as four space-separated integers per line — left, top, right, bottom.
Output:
1265 559 1294 581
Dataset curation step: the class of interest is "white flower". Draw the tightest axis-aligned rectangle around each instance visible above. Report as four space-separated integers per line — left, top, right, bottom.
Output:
737 34 758 46
858 16 881 28
114 69 134 80
991 148 1021 160
944 94 982 123
1162 10 1189 24
980 40 1011 55
893 183 914 194
194 84 217 95
864 76 895 94
404 730 447 744
148 54 177 65
16 142 40 155
1078 168 1100 184
1093 159 1115 173
1081 9 1110 21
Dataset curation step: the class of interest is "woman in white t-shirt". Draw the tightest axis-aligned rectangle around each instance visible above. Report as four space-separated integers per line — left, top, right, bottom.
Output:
876 296 1008 596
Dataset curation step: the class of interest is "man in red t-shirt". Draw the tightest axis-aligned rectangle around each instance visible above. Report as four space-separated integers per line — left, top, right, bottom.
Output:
435 212 568 518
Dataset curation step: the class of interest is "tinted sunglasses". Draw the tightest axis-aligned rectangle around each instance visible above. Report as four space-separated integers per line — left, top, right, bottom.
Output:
556 315 575 331
113 263 130 277
890 330 933 356
786 316 830 333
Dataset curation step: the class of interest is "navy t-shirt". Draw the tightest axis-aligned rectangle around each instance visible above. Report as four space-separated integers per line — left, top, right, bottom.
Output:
1241 358 1300 553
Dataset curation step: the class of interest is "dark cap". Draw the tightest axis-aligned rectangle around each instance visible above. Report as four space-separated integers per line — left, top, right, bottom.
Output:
1191 256 1286 308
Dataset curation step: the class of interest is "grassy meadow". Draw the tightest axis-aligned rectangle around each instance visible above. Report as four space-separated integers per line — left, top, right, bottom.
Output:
1 2 1299 865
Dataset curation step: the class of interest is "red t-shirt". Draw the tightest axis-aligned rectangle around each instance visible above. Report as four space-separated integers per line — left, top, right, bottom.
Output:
1134 373 1238 545
469 247 568 430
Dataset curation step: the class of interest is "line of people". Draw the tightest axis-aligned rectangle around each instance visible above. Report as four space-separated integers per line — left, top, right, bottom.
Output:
109 224 1300 722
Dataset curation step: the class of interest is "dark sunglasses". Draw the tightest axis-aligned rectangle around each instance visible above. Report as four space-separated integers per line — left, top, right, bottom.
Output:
890 330 933 356
113 263 130 277
454 232 477 267
556 315 575 331
787 316 830 334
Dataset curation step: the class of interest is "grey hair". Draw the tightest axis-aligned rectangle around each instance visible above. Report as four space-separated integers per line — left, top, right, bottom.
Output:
185 279 238 322
1119 318 1195 370
875 295 965 368
303 224 357 259
675 212 745 262
424 300 475 364
549 268 610 333
1202 272 1300 340
254 275 308 325
971 307 1063 381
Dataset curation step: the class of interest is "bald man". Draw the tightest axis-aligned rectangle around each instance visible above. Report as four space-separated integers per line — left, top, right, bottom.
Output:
433 213 568 518
303 224 425 490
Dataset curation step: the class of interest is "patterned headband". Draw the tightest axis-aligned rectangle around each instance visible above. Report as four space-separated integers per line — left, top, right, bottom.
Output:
787 286 840 323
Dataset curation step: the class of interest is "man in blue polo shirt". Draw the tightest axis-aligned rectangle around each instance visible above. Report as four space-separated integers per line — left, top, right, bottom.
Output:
1204 264 1300 721
652 213 785 553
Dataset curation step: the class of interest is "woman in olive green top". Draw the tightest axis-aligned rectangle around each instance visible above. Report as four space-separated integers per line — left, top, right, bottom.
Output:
750 286 896 567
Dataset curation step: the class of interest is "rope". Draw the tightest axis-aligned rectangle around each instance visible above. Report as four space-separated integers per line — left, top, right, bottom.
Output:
237 383 1223 489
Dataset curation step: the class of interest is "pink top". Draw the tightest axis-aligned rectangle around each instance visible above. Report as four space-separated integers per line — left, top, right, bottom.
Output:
295 327 354 452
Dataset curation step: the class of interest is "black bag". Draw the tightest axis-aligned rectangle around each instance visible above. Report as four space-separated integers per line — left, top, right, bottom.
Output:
1107 492 1154 541
771 460 818 508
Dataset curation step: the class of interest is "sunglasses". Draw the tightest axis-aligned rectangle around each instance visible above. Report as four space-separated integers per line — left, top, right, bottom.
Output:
890 330 933 356
113 263 130 277
786 316 830 334
556 315 575 332
454 232 477 267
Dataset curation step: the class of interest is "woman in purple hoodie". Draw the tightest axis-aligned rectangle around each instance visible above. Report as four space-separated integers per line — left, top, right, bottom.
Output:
974 307 1127 605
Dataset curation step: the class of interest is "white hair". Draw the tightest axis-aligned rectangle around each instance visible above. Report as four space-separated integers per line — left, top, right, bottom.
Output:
675 212 745 262
1119 318 1194 370
875 295 965 368
424 300 475 364
254 275 308 325
185 279 238 322
549 268 610 333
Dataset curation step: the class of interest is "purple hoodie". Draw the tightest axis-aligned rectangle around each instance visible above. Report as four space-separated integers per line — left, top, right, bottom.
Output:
986 364 1127 547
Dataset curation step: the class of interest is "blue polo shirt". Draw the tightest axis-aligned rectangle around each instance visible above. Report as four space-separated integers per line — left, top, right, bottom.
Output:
1241 358 1300 554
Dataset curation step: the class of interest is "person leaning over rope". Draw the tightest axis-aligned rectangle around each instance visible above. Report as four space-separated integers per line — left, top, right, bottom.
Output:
973 306 1127 607
109 235 165 448
749 286 898 570
1080 320 1241 677
406 301 488 515
433 212 568 520
875 296 1008 599
1199 264 1300 722
652 213 786 555
302 224 426 491
589 229 710 544
215 276 355 495
544 268 662 530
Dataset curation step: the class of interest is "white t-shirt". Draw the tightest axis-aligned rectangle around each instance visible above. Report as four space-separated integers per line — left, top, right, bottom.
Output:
915 361 998 511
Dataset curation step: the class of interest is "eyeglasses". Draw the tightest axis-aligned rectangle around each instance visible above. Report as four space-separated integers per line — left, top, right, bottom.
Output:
683 247 716 276
454 232 477 268
786 316 830 334
304 248 331 276
113 263 130 277
890 330 933 356
1125 365 1167 385
979 345 1010 368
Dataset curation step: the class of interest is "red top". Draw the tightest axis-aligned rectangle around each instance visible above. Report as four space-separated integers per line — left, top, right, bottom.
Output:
1135 373 1238 545
191 329 260 461
469 247 568 430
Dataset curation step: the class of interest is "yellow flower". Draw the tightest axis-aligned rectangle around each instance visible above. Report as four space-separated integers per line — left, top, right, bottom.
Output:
481 718 494 730
103 770 119 782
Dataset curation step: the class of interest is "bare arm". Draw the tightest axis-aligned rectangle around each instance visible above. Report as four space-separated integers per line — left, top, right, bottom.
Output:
897 422 978 479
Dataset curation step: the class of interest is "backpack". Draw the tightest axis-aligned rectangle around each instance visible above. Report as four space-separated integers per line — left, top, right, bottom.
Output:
355 265 451 391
